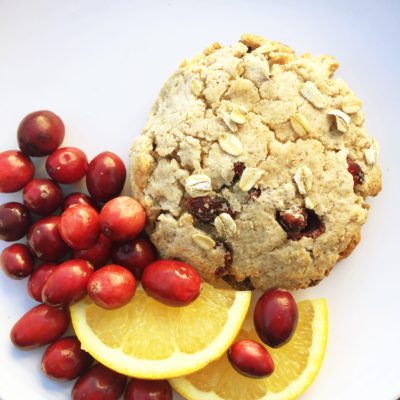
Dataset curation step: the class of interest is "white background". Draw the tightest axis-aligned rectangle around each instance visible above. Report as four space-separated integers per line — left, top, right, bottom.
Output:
0 1 399 399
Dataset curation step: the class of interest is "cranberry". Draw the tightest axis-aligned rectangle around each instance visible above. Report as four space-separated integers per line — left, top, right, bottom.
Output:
0 202 31 241
86 151 126 202
42 259 94 306
124 378 172 400
254 288 298 348
72 364 127 400
10 303 70 349
17 110 65 157
232 162 245 183
228 339 274 378
248 187 261 200
347 156 365 185
27 216 69 262
63 192 98 211
59 204 101 250
100 197 146 242
187 196 234 223
87 265 136 309
23 178 63 216
73 234 113 269
112 236 157 279
46 147 88 184
1 243 34 279
27 263 56 302
41 336 93 380
142 260 202 306
0 150 35 192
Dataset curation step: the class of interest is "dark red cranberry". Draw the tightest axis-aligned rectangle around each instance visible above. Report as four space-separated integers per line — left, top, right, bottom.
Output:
72 364 127 400
0 202 31 241
232 162 245 183
28 263 57 302
59 204 101 250
0 150 35 192
300 209 325 239
1 243 34 279
228 339 274 378
248 187 261 200
112 236 157 279
142 260 202 306
23 179 63 216
42 259 94 306
17 110 65 157
46 146 88 184
27 216 69 262
187 196 234 223
347 156 365 185
254 288 298 348
124 378 172 400
42 336 93 380
86 151 126 202
63 192 98 211
73 234 113 269
10 303 70 349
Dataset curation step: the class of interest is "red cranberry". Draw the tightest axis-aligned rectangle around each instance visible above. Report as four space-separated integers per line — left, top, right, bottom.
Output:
10 303 70 349
0 150 35 192
187 196 234 223
124 378 172 400
347 156 365 185
86 151 126 202
46 147 88 184
59 204 100 250
276 207 307 233
112 236 157 279
232 161 245 183
17 110 65 157
1 243 34 279
63 192 98 211
100 196 146 242
87 264 136 309
23 178 63 216
41 336 93 380
72 364 127 400
254 288 298 348
42 259 94 306
0 202 31 241
73 234 113 269
228 339 274 378
142 260 202 306
27 263 56 302
27 216 69 262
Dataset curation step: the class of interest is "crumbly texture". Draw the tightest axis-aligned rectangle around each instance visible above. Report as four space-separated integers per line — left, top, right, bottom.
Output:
130 34 382 290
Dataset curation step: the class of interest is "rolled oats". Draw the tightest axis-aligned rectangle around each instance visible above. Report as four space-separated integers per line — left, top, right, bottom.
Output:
192 233 216 250
214 213 237 239
294 166 313 195
218 133 243 156
300 81 328 109
238 167 264 191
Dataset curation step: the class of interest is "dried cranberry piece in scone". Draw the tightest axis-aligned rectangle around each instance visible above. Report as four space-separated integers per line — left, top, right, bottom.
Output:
347 156 365 185
187 196 234 223
232 162 246 184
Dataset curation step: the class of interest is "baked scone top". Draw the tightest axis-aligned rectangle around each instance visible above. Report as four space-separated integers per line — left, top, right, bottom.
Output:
130 34 382 290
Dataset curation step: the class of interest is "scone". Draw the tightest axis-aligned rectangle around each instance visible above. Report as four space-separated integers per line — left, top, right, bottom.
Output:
130 34 382 290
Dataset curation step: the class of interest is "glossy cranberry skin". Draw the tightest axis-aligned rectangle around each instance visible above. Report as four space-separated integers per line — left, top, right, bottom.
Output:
23 178 63 216
100 197 145 242
46 147 88 184
254 289 298 348
87 265 136 309
27 216 69 262
27 263 56 302
228 339 274 378
1 243 34 279
42 259 94 306
42 336 93 380
124 378 172 400
142 260 202 306
86 151 126 202
63 192 98 211
112 236 157 279
0 202 31 241
59 204 101 250
73 234 113 269
72 364 127 400
17 110 65 157
0 150 35 193
10 303 70 349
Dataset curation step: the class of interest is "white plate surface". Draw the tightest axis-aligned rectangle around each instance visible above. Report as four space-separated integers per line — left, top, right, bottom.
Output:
0 1 399 399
